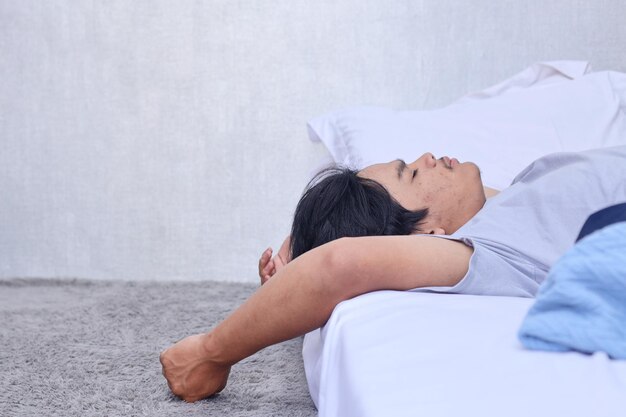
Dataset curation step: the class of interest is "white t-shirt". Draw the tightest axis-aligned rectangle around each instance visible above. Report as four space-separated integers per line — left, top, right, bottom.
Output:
416 145 626 297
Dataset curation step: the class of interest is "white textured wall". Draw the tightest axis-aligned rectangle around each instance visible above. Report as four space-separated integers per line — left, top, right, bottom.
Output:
1 0 625 282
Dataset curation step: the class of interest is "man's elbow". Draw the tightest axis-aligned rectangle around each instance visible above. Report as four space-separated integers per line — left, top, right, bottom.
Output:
315 237 362 300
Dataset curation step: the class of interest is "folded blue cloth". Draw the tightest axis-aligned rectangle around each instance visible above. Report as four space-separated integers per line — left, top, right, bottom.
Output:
518 221 626 359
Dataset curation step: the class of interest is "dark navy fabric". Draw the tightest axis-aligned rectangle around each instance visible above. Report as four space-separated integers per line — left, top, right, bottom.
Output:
576 202 626 242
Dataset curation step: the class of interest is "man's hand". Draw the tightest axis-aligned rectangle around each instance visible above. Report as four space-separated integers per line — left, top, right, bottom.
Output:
160 333 231 402
258 236 291 285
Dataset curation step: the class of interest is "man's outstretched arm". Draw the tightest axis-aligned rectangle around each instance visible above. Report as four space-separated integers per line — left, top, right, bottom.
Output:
160 235 471 402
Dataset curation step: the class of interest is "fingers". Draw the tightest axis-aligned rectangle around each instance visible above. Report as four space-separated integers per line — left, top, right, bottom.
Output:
160 350 176 395
259 247 286 285
258 247 272 269
258 248 272 274
259 247 274 285
261 260 275 285
160 352 167 377
263 259 275 276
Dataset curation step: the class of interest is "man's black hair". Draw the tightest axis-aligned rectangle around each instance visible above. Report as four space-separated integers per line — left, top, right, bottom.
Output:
289 166 429 260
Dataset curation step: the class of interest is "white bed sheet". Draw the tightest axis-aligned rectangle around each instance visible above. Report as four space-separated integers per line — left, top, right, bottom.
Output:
303 291 626 417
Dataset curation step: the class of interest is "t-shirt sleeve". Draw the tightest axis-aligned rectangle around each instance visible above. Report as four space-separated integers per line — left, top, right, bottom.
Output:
409 235 541 297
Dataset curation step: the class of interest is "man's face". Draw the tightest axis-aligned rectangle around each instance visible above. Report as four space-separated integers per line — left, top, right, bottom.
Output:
358 152 486 234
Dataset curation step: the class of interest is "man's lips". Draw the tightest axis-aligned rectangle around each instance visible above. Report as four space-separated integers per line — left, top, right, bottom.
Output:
441 156 458 168
438 155 460 168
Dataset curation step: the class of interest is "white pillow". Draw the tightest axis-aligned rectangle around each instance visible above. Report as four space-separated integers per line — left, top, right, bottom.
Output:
308 61 626 189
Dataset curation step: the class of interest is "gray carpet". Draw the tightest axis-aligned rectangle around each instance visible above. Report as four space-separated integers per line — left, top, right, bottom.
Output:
0 278 317 417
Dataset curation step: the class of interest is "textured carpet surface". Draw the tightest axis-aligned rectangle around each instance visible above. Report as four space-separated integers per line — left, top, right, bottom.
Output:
0 279 317 417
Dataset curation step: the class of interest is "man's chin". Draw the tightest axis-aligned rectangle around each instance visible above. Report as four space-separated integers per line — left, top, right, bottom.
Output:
462 161 483 181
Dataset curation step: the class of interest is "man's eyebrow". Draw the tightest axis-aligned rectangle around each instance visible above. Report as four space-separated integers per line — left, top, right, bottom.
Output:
395 159 407 179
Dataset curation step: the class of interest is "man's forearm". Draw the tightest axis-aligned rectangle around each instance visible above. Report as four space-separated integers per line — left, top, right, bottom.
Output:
205 240 346 366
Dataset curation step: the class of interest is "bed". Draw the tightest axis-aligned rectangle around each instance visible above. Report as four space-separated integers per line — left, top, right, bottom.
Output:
302 61 626 417
303 291 626 417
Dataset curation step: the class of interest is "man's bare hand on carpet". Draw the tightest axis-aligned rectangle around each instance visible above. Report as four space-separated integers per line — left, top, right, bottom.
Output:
160 333 231 402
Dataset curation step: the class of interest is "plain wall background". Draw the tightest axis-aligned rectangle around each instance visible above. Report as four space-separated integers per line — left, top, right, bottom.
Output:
1 0 625 283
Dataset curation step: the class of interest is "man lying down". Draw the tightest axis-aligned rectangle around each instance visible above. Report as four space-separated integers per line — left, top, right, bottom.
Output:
160 145 626 402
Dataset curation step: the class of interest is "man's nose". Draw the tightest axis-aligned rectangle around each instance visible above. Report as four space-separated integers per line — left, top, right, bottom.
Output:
412 152 436 169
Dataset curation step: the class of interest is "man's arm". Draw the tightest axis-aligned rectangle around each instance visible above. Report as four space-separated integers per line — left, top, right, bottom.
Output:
160 235 471 402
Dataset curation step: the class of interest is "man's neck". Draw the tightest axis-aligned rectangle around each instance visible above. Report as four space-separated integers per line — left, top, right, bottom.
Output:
484 186 500 199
